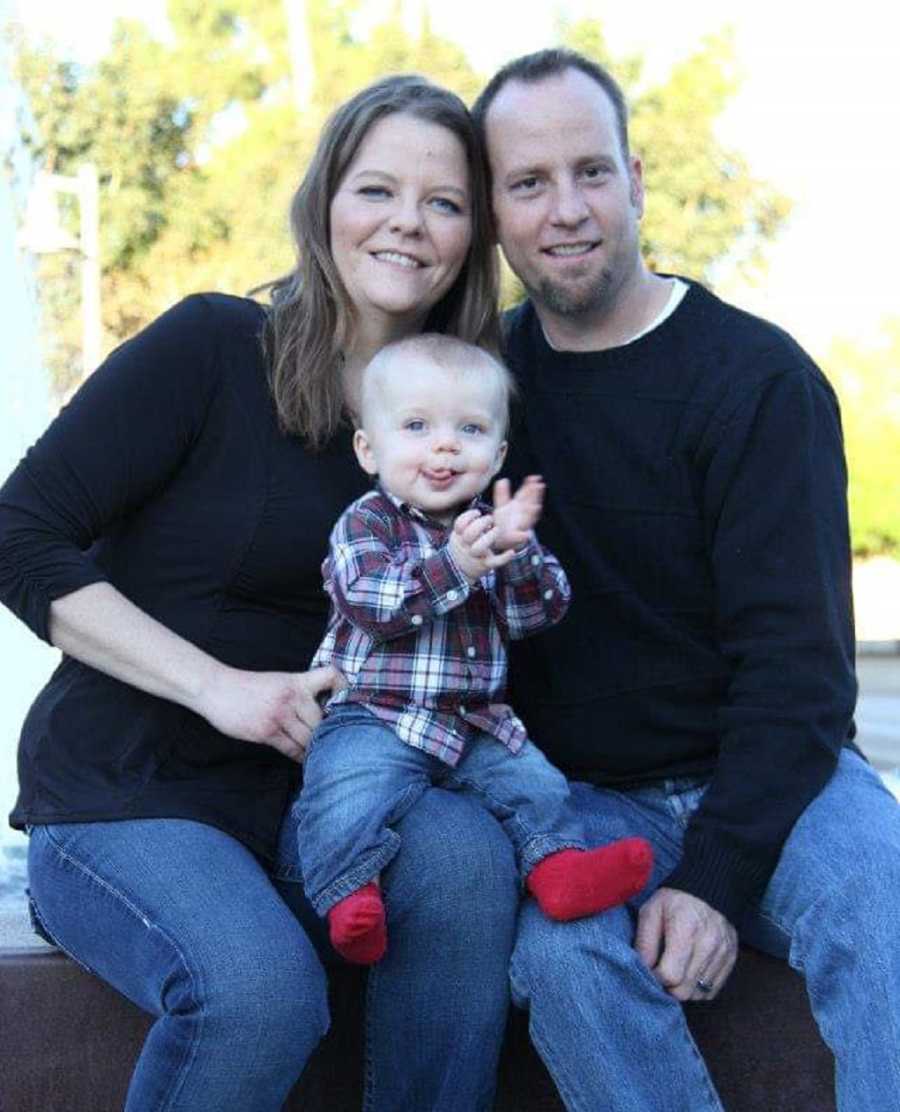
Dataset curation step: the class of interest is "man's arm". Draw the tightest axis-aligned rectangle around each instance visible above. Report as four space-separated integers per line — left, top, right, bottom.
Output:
636 364 856 998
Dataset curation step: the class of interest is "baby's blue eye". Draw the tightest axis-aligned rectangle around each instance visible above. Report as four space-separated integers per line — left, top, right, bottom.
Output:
405 419 426 432
462 423 484 435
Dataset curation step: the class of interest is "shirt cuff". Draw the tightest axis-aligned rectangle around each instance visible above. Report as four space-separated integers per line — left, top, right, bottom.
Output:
0 558 108 645
501 533 544 583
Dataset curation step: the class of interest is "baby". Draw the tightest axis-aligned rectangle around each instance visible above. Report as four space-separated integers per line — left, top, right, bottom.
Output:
296 334 652 963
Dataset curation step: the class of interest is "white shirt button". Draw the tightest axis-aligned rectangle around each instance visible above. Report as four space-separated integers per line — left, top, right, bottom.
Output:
447 589 458 602
466 646 476 658
531 555 541 567
543 589 553 600
411 615 423 626
459 705 467 716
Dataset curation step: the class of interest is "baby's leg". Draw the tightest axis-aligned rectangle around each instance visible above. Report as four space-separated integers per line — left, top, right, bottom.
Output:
443 736 652 921
294 706 434 964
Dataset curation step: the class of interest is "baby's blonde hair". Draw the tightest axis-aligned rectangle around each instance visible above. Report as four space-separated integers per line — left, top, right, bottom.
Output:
360 334 515 433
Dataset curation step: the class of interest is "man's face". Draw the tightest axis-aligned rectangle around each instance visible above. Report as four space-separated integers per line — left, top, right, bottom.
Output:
484 68 645 328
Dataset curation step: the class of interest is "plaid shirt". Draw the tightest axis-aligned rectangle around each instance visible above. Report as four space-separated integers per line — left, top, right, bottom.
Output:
312 488 571 766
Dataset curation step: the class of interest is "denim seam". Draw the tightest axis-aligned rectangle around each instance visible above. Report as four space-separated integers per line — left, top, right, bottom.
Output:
683 1027 727 1111
39 826 204 1111
512 955 724 1112
751 890 858 1066
518 836 585 878
310 831 402 916
440 771 585 874
362 907 383 1112
508 960 584 1112
748 906 795 958
27 892 96 977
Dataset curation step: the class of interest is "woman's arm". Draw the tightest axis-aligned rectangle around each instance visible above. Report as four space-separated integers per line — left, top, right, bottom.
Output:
50 581 342 761
1 296 340 762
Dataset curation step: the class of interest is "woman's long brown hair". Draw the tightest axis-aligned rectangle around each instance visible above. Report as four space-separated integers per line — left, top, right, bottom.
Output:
263 75 500 450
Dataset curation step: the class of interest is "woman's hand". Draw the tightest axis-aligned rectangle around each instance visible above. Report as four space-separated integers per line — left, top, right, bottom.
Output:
48 581 345 762
196 665 346 763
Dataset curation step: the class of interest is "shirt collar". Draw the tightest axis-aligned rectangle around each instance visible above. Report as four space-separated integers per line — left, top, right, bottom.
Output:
378 484 486 528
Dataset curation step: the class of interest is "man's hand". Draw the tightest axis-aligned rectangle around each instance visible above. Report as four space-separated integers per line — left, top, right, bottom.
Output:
634 887 738 1001
197 664 346 763
491 475 545 553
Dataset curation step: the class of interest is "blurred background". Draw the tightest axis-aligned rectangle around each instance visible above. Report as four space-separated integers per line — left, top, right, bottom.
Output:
2 0 899 903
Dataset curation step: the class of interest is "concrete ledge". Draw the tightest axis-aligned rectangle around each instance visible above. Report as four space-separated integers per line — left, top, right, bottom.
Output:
857 640 900 656
1 908 834 1111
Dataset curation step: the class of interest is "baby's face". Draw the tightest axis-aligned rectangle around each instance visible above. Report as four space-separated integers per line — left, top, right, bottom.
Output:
354 355 507 524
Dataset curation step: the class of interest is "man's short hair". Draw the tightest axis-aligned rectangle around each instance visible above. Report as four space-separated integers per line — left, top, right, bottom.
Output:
471 47 630 161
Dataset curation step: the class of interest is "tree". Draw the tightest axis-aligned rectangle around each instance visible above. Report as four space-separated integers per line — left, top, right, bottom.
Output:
824 321 900 555
562 21 790 279
12 2 789 395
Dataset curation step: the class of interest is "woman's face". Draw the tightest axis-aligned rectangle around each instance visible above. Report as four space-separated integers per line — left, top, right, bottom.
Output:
329 112 472 337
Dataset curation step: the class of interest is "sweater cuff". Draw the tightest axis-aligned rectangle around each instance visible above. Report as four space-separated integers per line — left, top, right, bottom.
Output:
662 833 774 925
0 557 108 645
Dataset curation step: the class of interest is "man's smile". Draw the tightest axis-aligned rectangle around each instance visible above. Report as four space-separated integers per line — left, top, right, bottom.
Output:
543 241 600 258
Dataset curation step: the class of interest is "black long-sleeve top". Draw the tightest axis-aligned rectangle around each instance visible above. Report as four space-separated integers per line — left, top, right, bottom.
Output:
0 294 367 860
503 281 858 923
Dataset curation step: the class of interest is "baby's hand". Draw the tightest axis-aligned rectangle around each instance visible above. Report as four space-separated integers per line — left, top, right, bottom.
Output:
490 475 545 553
448 509 518 582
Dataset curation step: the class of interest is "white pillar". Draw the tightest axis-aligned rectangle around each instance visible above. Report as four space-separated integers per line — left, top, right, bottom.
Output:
77 164 101 377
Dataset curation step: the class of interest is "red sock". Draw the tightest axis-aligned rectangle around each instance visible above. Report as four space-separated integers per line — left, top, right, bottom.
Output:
328 882 386 965
526 838 653 921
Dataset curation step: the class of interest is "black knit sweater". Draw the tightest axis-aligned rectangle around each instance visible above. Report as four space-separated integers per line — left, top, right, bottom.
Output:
503 281 857 922
0 294 367 860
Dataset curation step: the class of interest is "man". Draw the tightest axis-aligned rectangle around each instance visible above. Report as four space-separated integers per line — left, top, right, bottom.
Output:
472 48 899 1112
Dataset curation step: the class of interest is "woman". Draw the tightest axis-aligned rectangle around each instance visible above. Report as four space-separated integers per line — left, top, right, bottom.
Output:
0 76 518 1111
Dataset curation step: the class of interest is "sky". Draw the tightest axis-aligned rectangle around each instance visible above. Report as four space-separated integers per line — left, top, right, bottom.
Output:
9 0 900 357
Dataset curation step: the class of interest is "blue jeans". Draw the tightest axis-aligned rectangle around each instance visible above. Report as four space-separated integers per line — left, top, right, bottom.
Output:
27 790 518 1111
295 703 586 915
510 749 900 1112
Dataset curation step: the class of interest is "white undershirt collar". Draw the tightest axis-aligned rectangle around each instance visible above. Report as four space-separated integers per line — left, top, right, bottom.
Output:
541 277 689 352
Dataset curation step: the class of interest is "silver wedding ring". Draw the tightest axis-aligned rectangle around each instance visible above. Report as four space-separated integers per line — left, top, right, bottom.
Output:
695 978 714 994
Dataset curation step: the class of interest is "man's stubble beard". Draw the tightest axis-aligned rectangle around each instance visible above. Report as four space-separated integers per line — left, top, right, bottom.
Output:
530 265 614 320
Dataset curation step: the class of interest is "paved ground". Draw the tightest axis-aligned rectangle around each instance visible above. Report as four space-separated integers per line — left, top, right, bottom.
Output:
856 652 900 771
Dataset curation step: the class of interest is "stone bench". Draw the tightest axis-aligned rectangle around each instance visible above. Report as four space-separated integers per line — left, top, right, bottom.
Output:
0 906 834 1111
